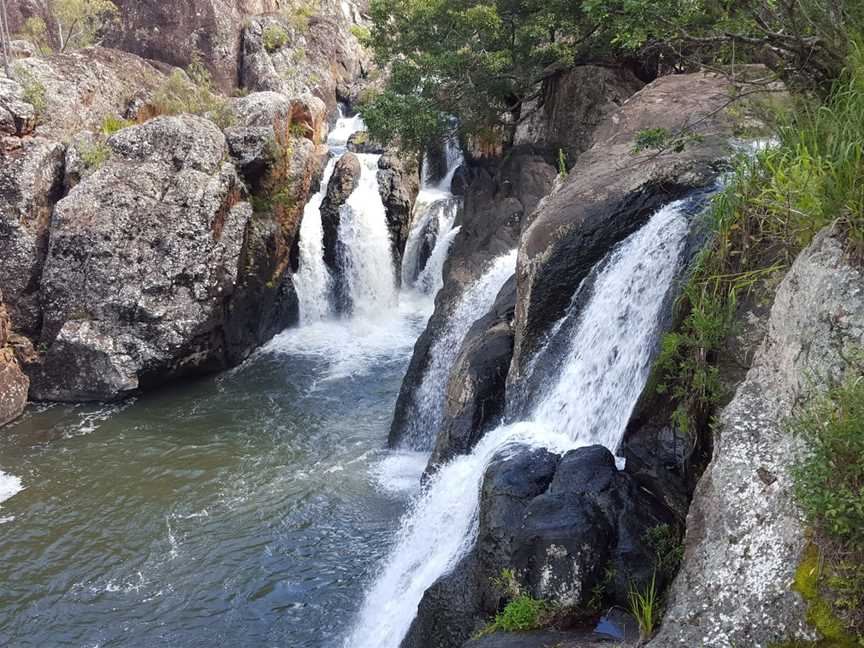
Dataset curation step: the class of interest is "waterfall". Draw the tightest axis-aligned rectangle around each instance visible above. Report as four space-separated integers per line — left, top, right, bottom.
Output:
344 199 693 648
402 136 465 292
337 153 399 316
399 250 518 451
295 158 338 323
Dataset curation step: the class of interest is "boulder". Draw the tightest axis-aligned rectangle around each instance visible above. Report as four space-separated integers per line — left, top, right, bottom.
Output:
649 227 864 647
511 72 772 379
320 152 361 311
0 137 66 337
0 77 38 137
389 153 556 448
377 151 420 280
348 131 385 155
0 289 29 427
463 630 620 648
29 115 253 401
513 66 643 162
427 276 517 470
9 48 164 140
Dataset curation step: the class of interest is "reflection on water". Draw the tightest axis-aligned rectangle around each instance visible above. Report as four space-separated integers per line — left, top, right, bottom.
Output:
0 310 428 648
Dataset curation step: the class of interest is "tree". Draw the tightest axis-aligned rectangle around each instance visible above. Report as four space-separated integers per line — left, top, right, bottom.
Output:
19 0 119 53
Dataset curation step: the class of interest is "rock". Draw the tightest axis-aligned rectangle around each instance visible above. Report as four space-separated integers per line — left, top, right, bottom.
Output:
389 153 556 448
428 276 517 470
231 91 327 143
348 131 385 154
320 152 361 311
0 137 66 337
463 630 620 648
649 227 864 648
0 77 38 136
377 151 420 281
511 72 772 379
10 48 165 140
513 66 643 162
62 131 100 191
105 0 280 92
29 115 253 401
0 289 29 427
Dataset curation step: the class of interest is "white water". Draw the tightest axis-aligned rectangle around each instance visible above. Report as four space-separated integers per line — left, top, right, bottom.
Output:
415 224 460 295
344 200 692 648
399 248 518 450
338 154 399 316
0 469 23 505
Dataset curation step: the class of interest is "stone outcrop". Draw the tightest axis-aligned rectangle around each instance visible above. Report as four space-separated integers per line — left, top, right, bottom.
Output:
0 289 29 427
320 152 362 311
0 137 65 337
427 276 516 470
28 115 252 401
389 153 556 447
514 65 643 163
377 151 420 280
510 72 767 379
0 77 38 137
649 227 864 648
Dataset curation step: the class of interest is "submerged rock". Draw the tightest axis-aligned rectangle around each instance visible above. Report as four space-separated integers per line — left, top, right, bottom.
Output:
649 227 864 647
30 115 253 401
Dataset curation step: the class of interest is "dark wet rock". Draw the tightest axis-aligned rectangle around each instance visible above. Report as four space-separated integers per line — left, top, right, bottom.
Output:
377 151 420 281
428 276 517 470
649 228 864 648
513 65 643 163
450 165 470 197
401 554 484 648
348 131 385 155
389 153 556 448
511 72 773 380
0 288 29 427
320 152 362 311
463 630 620 648
29 115 253 401
0 138 66 337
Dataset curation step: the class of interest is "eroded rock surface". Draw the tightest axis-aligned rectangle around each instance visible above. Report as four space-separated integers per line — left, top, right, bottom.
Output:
0 289 29 426
649 228 864 648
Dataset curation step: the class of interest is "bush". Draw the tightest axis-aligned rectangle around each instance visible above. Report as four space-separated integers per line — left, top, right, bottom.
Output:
490 595 548 633
14 66 47 116
100 115 134 135
263 24 289 53
150 60 236 129
80 140 112 169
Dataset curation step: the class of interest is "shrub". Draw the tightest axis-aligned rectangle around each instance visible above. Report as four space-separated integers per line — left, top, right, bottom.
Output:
150 59 236 129
263 24 289 53
493 595 548 632
80 140 112 169
100 115 134 135
14 66 47 116
646 524 685 580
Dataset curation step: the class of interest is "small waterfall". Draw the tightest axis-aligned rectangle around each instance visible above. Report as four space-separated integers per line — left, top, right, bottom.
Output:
402 136 465 293
344 199 693 648
337 153 399 316
398 248 517 450
295 158 338 323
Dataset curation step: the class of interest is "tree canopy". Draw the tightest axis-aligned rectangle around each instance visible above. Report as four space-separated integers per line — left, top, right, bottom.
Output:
360 0 863 150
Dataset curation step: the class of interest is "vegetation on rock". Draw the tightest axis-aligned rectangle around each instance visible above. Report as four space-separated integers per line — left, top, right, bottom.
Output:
149 58 236 129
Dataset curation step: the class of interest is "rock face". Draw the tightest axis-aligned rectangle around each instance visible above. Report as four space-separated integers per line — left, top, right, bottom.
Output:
389 153 556 448
514 65 643 162
29 116 253 401
511 72 760 379
0 289 29 427
0 138 66 337
428 276 517 470
649 228 864 648
320 152 361 310
377 151 420 280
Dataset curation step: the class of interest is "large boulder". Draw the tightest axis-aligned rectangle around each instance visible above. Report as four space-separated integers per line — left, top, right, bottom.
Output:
513 65 643 162
0 289 29 427
649 227 864 647
377 151 420 281
0 77 38 137
427 276 517 470
9 48 164 140
389 153 556 448
320 152 362 311
29 115 253 401
510 72 772 379
0 137 66 337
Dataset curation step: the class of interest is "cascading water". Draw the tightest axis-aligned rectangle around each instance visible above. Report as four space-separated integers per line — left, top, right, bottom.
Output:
344 199 694 648
337 154 399 316
399 250 518 451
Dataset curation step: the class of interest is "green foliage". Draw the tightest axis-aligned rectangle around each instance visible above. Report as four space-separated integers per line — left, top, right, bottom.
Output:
349 25 371 45
14 66 47 117
656 44 864 436
492 595 548 632
100 115 133 136
80 140 112 169
263 24 289 53
18 16 53 55
633 128 671 153
628 571 659 641
151 59 236 129
557 148 568 177
53 0 120 51
791 374 864 549
646 524 685 580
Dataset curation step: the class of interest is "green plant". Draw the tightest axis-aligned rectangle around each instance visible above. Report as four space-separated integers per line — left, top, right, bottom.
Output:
494 595 548 632
17 16 53 55
80 140 112 169
628 572 659 641
150 58 236 128
100 115 133 136
557 148 568 177
349 24 371 45
262 24 289 53
646 524 685 580
14 66 47 116
53 0 120 51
